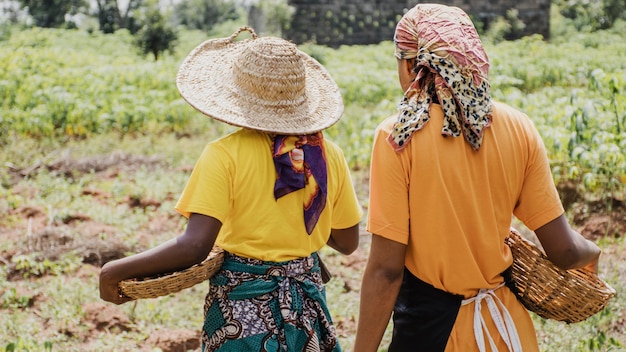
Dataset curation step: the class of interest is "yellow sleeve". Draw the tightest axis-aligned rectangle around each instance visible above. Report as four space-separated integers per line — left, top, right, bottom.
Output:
175 142 232 222
329 144 364 229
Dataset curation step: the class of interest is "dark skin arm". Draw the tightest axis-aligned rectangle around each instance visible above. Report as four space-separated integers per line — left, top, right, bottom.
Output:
99 213 222 305
327 224 360 255
101 215 357 304
534 214 601 272
354 235 406 352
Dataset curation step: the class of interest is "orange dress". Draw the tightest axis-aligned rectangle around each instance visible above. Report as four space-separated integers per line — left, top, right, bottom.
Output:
367 102 564 351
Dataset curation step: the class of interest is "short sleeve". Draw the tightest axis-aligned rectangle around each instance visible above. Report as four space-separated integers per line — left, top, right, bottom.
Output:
366 119 411 244
513 124 564 230
175 142 232 222
329 147 364 229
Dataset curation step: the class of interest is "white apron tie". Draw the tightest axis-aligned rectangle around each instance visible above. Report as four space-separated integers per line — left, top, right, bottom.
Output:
461 283 523 352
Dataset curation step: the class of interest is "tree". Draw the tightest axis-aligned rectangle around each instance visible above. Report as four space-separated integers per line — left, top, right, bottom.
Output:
248 0 294 37
134 3 178 61
174 0 239 32
554 0 625 31
18 0 86 28
94 0 143 34
603 0 626 26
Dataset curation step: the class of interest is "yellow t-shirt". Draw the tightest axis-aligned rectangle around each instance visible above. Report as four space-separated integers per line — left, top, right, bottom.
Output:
176 128 363 262
368 101 563 351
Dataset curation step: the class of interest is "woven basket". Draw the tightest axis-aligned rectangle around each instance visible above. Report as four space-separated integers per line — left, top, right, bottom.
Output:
118 247 224 299
505 229 616 324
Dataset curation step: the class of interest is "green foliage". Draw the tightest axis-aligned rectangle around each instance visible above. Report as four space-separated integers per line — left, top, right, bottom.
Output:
468 14 485 35
11 252 82 278
1 288 31 309
483 8 527 43
0 2 29 27
0 27 195 140
251 0 295 36
298 43 328 64
553 0 626 31
3 341 52 352
487 30 626 197
1 24 625 197
94 0 144 34
174 0 240 32
603 0 626 25
583 330 625 351
134 1 178 61
16 0 86 28
0 23 11 41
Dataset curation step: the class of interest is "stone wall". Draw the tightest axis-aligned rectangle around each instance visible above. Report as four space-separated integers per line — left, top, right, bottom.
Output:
282 0 550 47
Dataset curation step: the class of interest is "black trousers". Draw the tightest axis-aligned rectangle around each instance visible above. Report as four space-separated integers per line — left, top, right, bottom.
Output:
388 268 464 352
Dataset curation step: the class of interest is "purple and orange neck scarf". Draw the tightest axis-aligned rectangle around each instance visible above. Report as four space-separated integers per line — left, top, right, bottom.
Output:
389 4 492 151
272 133 327 235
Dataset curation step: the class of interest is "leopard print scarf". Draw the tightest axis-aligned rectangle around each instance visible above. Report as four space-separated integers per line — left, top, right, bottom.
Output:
389 4 492 151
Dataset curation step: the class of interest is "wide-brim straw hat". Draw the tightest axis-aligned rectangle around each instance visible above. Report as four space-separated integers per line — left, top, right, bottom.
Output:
176 27 344 135
118 247 224 299
505 228 616 324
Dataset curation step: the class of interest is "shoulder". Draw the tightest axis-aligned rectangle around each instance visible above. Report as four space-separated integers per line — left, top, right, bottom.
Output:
322 137 346 160
206 129 270 153
199 129 270 165
322 137 354 177
491 101 539 132
375 114 399 136
212 128 267 144
492 101 531 123
490 101 544 152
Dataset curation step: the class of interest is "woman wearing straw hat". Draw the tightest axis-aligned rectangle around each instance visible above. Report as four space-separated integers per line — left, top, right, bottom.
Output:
354 4 601 352
99 27 363 351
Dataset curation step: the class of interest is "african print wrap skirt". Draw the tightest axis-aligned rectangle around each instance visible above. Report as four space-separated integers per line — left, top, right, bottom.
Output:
202 252 341 352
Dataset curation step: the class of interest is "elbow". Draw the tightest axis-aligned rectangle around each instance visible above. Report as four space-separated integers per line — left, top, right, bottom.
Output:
338 241 359 255
337 233 359 255
190 248 210 265
177 237 212 266
330 238 359 255
373 265 404 285
329 225 360 255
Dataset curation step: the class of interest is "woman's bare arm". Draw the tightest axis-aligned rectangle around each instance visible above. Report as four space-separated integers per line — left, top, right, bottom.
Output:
99 213 222 304
534 214 601 271
354 234 406 352
327 224 360 255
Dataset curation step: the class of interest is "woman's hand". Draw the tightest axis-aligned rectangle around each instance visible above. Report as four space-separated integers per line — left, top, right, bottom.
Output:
580 251 600 274
99 261 134 305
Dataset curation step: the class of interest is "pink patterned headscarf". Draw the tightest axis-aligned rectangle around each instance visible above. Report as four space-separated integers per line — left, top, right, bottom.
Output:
388 4 492 151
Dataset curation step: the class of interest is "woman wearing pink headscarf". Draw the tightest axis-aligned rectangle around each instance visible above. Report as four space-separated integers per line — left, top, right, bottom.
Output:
355 4 600 351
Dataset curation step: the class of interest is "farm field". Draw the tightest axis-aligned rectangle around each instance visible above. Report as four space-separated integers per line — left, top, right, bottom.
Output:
1 18 626 352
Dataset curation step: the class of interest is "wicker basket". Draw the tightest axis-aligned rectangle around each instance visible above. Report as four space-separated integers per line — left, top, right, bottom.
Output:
118 246 225 299
505 229 616 324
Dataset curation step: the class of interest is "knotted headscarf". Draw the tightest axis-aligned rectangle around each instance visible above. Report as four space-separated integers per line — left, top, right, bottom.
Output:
389 4 492 151
272 133 327 235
